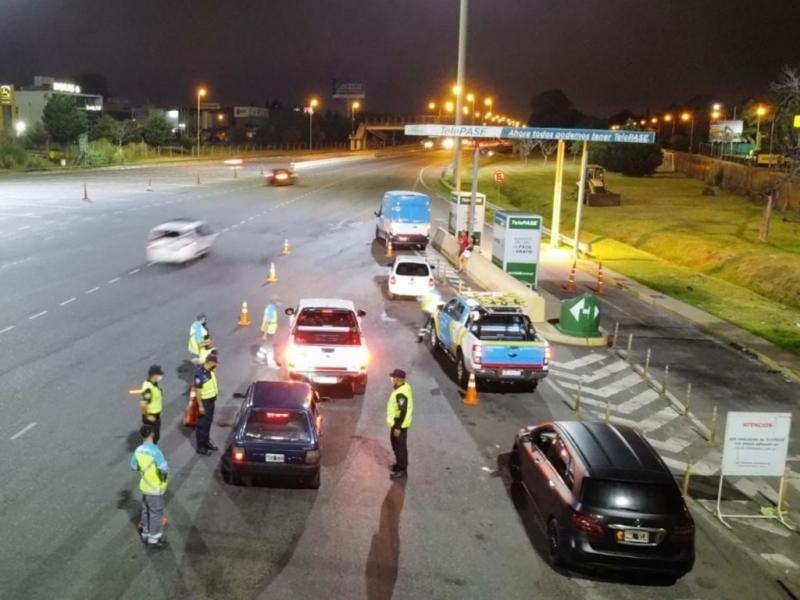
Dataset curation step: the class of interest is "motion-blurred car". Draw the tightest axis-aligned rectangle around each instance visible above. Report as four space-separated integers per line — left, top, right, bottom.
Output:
509 421 695 581
266 166 297 186
222 380 322 488
284 299 369 395
387 256 435 299
146 219 217 264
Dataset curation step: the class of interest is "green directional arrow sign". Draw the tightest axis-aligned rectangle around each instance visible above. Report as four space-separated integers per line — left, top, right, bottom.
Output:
557 293 602 337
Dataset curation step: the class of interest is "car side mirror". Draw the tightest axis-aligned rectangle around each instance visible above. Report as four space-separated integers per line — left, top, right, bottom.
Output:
357 309 366 317
285 308 295 316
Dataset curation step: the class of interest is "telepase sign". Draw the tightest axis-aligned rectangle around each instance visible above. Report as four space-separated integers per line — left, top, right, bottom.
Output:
721 412 792 477
404 124 655 144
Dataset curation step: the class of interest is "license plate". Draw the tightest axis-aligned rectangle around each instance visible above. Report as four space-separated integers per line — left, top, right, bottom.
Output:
502 369 523 376
314 376 338 384
265 453 284 463
623 530 649 543
398 236 408 241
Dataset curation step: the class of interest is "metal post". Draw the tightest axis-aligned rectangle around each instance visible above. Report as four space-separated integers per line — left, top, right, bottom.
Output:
550 139 565 249
684 383 692 417
769 117 776 155
604 401 611 423
689 117 695 153
308 110 313 151
682 460 693 497
196 95 201 156
755 115 762 151
452 0 468 193
660 365 669 398
467 143 480 244
625 333 633 363
644 348 651 380
709 405 718 446
611 322 619 349
575 380 582 418
573 140 589 259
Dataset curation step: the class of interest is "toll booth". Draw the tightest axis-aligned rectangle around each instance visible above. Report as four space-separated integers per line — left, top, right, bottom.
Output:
491 211 542 288
448 191 485 246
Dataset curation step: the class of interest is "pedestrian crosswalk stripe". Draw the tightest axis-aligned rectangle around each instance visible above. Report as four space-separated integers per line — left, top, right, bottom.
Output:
559 372 642 398
640 406 681 433
645 436 693 455
615 388 660 414
579 360 628 383
556 353 606 370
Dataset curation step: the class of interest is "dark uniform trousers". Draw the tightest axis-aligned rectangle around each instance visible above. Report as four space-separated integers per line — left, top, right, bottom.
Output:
390 428 409 470
196 397 216 448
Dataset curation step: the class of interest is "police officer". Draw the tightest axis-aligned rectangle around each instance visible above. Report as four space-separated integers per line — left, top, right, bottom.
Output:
386 368 413 480
193 353 219 455
187 313 211 365
130 424 169 548
140 365 164 444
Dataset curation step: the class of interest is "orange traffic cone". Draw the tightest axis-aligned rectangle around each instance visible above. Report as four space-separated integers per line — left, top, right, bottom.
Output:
196 174 202 185
238 301 251 326
82 183 90 201
563 261 577 293
463 372 480 406
281 239 290 255
183 388 199 427
385 239 394 258
146 178 153 192
266 263 278 283
595 262 606 296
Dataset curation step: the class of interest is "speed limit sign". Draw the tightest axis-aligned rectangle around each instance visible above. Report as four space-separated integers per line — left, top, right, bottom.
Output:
494 170 506 183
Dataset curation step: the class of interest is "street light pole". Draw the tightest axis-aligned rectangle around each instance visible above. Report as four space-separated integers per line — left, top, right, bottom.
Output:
351 101 360 135
308 98 319 151
573 141 589 260
196 87 206 156
453 0 468 194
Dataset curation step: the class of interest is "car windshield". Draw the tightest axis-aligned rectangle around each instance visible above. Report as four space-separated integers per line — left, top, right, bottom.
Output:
295 308 360 345
470 314 536 341
581 479 684 513
395 262 429 277
149 230 181 241
296 308 357 328
244 409 310 442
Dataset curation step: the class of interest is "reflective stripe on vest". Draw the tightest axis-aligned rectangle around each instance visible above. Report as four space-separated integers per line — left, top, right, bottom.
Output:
200 371 218 400
187 322 207 355
135 450 167 495
386 382 413 429
142 380 162 415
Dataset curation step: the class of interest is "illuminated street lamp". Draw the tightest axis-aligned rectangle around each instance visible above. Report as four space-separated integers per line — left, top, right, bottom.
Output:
711 109 722 120
452 84 462 96
350 100 361 135
196 87 207 155
663 113 675 137
428 101 436 111
14 121 26 137
754 105 768 151
681 112 695 153
307 97 319 150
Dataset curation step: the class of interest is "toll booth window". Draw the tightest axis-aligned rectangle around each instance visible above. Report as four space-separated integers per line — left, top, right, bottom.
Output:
471 314 535 341
395 262 430 277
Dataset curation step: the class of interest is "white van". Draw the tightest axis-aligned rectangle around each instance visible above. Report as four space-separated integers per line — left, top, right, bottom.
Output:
374 191 431 249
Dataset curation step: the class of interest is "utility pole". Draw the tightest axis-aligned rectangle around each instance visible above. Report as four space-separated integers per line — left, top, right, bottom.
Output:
468 141 480 246
573 141 589 259
453 0 468 194
550 139 565 249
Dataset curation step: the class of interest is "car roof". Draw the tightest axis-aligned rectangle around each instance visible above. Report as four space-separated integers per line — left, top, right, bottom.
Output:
393 256 430 265
297 298 356 311
249 380 314 410
555 421 673 484
384 190 429 199
151 219 204 232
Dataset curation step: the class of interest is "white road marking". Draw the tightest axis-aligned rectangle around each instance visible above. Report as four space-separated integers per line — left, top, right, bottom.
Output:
59 297 77 306
559 372 642 398
640 406 681 432
556 353 607 370
108 277 120 284
10 422 37 441
28 310 48 320
17 225 32 231
44 236 55 241
85 286 100 294
128 268 140 275
614 388 660 414
146 262 155 267
760 554 799 570
645 436 693 454
0 325 15 335
580 360 629 383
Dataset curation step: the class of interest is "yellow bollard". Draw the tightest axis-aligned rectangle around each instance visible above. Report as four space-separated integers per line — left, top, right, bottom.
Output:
575 380 582 418
644 348 651 380
779 466 791 514
682 460 693 497
683 383 692 417
604 401 611 423
660 365 670 399
611 321 619 349
625 333 633 363
708 405 718 446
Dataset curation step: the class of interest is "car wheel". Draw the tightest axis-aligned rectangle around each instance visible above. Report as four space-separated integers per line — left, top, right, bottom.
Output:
456 352 470 389
509 447 521 483
547 518 564 567
428 325 440 353
308 469 321 489
387 290 394 301
353 375 367 395
524 381 538 393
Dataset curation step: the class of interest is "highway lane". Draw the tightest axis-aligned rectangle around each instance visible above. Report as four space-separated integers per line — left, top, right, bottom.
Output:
0 152 789 600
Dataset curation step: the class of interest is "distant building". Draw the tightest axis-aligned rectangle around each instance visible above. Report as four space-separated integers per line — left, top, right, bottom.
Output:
14 76 103 131
0 84 19 135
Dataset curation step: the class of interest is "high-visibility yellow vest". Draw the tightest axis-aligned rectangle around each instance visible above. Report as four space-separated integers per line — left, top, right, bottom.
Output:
134 448 167 495
187 322 208 355
386 382 413 429
198 370 218 400
420 292 439 315
141 380 163 415
262 305 278 335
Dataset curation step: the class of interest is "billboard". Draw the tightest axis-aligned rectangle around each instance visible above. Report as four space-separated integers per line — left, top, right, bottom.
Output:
709 120 744 143
405 124 655 144
233 106 268 119
332 80 365 99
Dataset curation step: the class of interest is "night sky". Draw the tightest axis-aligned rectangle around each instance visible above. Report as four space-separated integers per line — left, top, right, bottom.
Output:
1 0 799 118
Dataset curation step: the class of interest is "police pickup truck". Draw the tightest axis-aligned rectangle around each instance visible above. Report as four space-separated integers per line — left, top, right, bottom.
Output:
428 293 549 391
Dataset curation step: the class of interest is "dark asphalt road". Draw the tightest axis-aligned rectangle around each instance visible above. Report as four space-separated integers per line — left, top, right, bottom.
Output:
0 152 791 599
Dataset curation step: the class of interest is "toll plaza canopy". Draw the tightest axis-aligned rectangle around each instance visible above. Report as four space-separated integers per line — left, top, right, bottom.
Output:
404 124 655 144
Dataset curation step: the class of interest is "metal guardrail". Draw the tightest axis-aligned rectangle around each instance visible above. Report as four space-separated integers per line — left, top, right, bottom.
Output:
485 200 592 254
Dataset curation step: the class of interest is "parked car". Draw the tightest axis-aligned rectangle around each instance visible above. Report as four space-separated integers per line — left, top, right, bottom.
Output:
387 256 435 299
146 219 217 264
221 380 322 488
266 166 297 186
509 421 695 581
284 299 369 395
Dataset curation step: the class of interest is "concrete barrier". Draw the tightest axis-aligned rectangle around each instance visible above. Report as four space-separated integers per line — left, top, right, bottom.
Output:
432 227 546 323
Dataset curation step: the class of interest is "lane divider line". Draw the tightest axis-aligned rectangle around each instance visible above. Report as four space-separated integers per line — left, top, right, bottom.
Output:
0 325 15 335
85 286 100 294
10 422 37 441
59 297 77 306
29 310 48 320
108 277 120 284
128 268 140 275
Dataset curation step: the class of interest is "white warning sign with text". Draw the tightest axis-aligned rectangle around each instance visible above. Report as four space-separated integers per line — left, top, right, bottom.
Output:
721 412 792 477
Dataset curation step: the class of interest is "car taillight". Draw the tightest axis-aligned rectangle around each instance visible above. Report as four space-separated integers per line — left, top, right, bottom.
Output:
305 450 320 464
568 508 605 537
544 344 551 365
670 521 695 543
472 344 482 365
390 275 396 285
232 446 245 464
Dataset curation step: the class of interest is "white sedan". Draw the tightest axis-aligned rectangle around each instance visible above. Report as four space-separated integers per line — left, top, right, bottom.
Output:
146 219 218 264
387 256 435 299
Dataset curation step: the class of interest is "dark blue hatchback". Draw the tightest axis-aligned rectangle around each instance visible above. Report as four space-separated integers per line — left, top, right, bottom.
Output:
221 380 322 488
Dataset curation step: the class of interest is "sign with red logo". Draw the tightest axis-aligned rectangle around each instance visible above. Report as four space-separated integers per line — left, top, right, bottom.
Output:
721 412 792 477
494 170 506 184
